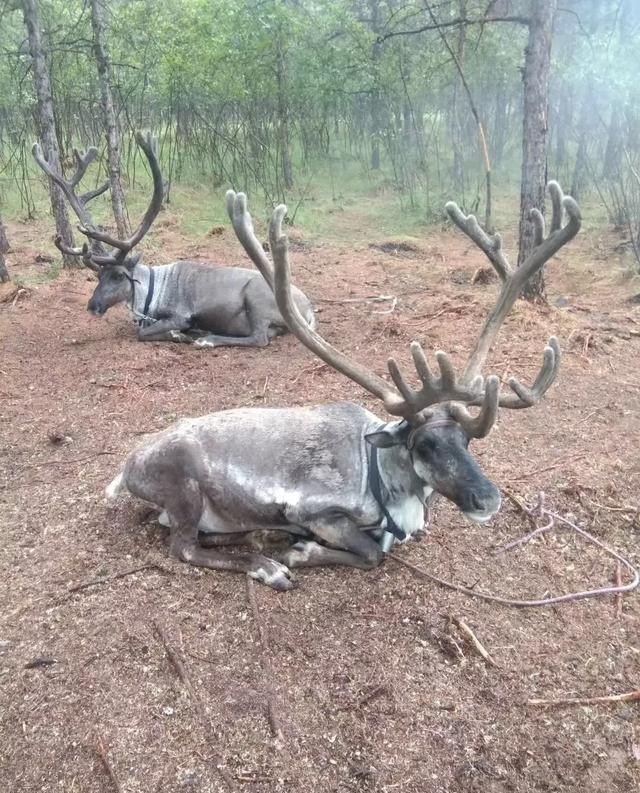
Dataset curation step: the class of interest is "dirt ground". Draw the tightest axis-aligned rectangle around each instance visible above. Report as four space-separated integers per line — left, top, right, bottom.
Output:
1 211 640 793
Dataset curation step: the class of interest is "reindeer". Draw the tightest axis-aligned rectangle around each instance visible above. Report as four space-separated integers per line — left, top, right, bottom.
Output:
32 133 315 346
106 184 581 590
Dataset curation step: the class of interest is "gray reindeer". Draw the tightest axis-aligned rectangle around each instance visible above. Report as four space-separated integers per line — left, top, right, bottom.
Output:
33 133 315 346
106 184 581 590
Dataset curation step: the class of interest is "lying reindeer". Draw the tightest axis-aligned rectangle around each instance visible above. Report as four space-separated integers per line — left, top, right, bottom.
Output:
106 183 581 590
32 133 315 346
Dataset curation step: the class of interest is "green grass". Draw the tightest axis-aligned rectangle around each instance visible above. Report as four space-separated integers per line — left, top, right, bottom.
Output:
0 150 616 257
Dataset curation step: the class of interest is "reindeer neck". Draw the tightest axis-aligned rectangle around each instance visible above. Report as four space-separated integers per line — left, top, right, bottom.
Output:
128 261 154 320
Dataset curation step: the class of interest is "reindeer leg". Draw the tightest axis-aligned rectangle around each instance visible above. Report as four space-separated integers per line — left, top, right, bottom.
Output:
280 516 384 571
137 316 193 343
198 529 295 550
171 529 294 591
136 476 294 590
194 323 279 349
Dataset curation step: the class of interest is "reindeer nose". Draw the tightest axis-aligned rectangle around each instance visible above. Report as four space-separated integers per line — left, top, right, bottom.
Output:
87 297 103 316
465 484 501 522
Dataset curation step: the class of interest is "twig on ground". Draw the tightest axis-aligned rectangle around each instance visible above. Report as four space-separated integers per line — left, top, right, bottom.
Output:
357 683 389 707
68 563 165 594
95 736 123 793
373 295 397 314
154 621 238 792
154 621 192 693
389 491 640 608
450 616 497 667
586 500 639 514
315 294 396 305
615 561 623 619
528 689 640 707
508 455 587 481
290 362 328 385
407 302 471 324
20 450 118 471
245 576 284 745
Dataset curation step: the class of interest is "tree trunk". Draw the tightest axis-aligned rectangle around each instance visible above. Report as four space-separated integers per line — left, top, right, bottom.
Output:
553 82 572 178
518 0 557 302
602 100 624 179
0 214 9 283
491 72 507 168
276 47 294 191
451 0 468 193
90 0 128 237
570 81 592 200
21 0 76 267
369 0 383 170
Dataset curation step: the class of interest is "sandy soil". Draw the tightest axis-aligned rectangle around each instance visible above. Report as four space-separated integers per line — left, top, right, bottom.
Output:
1 213 639 792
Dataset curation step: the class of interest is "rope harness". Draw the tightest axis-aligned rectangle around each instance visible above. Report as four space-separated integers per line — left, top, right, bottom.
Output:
130 266 155 326
368 417 459 548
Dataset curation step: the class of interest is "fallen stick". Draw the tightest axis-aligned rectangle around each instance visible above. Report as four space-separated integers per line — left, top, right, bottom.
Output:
245 576 284 744
315 294 396 305
154 622 193 696
373 295 397 314
528 689 640 707
20 450 118 471
388 493 640 608
406 302 472 323
451 616 497 667
68 563 164 594
154 621 238 792
508 454 587 481
615 561 623 619
95 736 123 793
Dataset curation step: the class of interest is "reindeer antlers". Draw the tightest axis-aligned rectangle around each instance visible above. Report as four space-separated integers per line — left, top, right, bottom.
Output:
446 181 581 384
33 132 163 269
32 143 109 233
251 182 581 434
78 132 163 260
225 190 275 291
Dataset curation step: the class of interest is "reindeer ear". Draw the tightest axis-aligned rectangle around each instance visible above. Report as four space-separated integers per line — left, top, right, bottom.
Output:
365 422 410 449
126 254 141 269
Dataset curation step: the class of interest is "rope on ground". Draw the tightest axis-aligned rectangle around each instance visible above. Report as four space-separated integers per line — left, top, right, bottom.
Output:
389 491 639 608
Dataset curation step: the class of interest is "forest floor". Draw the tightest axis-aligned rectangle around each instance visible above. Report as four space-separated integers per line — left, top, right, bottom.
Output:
1 207 640 793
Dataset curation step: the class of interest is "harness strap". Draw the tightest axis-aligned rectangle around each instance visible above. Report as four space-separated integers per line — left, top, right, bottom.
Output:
368 443 407 542
142 266 155 316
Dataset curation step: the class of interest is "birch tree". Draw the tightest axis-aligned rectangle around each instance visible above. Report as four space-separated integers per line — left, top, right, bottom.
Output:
518 0 557 301
90 0 128 236
21 0 75 267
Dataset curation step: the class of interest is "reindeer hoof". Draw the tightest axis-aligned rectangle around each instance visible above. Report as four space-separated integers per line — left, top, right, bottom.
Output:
194 337 216 349
249 560 294 591
169 330 191 343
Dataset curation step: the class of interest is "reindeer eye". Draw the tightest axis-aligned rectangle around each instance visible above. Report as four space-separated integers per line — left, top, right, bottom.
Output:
416 435 437 455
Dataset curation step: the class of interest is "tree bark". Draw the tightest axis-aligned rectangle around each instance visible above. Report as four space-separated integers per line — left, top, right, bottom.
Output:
90 0 128 237
570 81 592 200
602 100 624 179
491 72 507 168
369 0 383 170
518 0 557 302
0 214 9 283
21 0 76 267
276 46 294 190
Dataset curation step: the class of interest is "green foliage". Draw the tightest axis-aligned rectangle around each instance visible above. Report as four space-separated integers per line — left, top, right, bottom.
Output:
0 0 639 249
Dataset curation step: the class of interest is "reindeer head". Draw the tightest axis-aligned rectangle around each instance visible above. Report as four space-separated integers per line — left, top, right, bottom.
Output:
227 185 581 524
86 254 141 316
33 132 163 317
